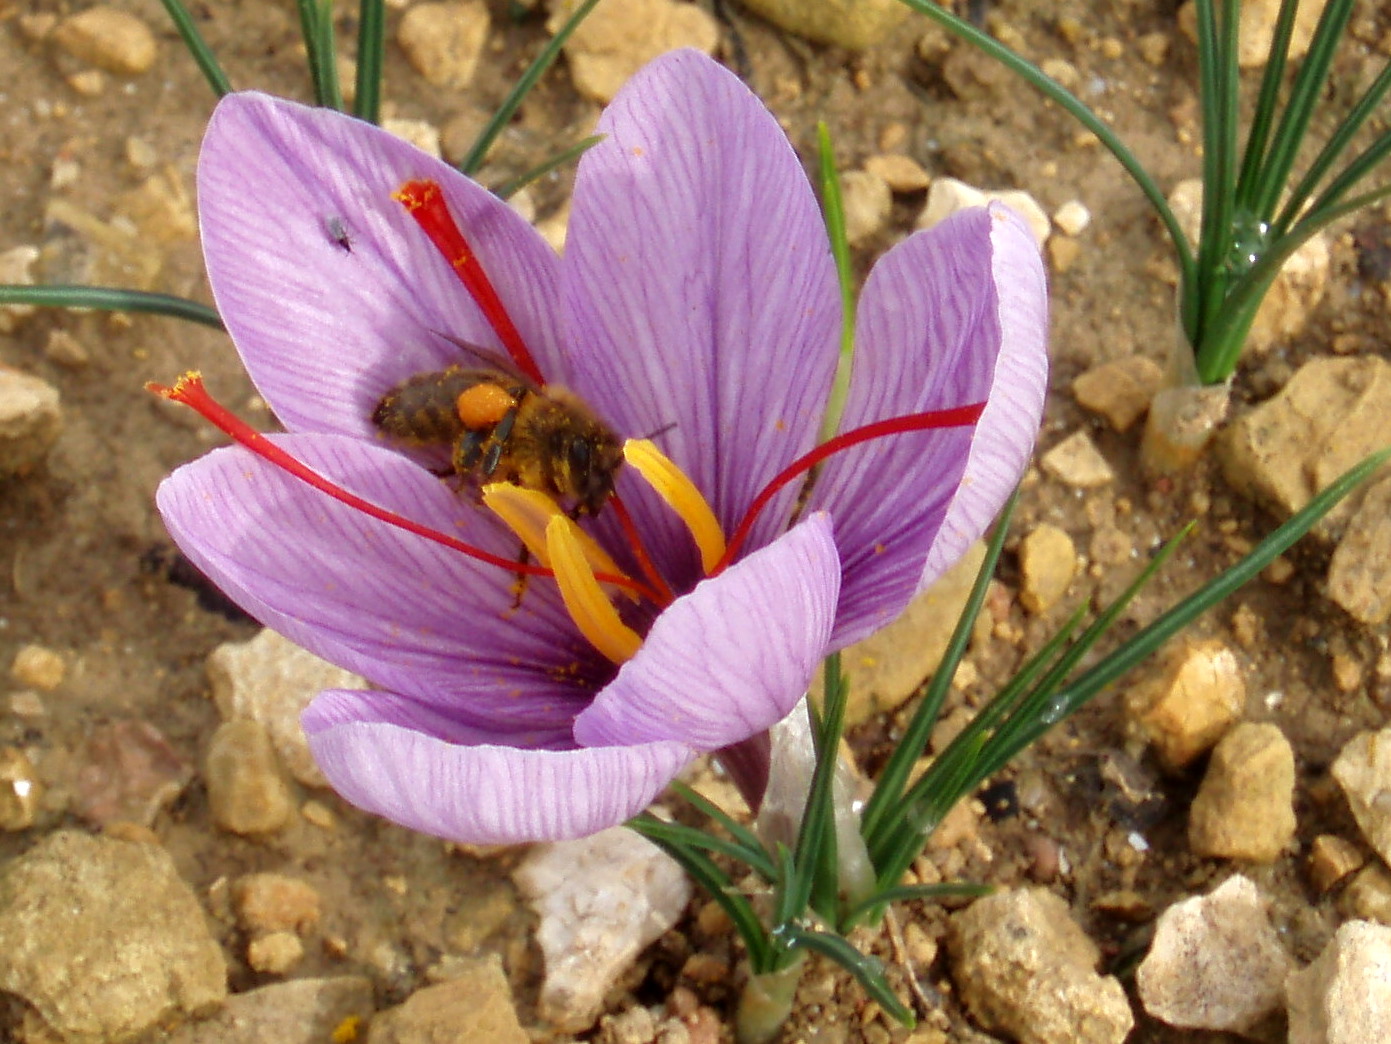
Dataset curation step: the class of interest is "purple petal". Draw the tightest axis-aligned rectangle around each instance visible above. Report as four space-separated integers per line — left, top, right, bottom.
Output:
198 92 566 437
304 688 696 844
562 50 840 587
808 204 1047 648
156 434 603 729
919 204 1049 587
572 513 839 750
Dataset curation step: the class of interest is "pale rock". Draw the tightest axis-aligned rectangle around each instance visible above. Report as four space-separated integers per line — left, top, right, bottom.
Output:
1327 475 1391 624
1308 834 1365 894
1331 728 1391 866
1040 430 1115 488
248 932 304 975
1137 875 1292 1034
66 68 105 96
208 628 368 787
124 136 157 170
10 644 65 691
1219 356 1391 533
864 154 930 193
0 369 62 476
397 1 490 89
0 747 42 831
165 977 372 1044
205 719 295 835
1018 524 1076 614
514 827 690 1032
384 117 442 159
1287 921 1391 1044
1178 0 1331 68
948 888 1133 1043
736 0 908 49
1167 176 1330 353
1047 236 1081 274
0 831 226 1041
1344 864 1391 926
52 6 157 75
369 957 527 1043
918 178 1051 246
1039 57 1082 92
817 542 985 727
44 329 91 368
1052 199 1091 236
1125 638 1245 771
232 873 322 935
1188 722 1296 862
1072 355 1164 432
547 0 719 104
840 170 892 246
1138 30 1171 66
114 169 197 243
0 245 41 333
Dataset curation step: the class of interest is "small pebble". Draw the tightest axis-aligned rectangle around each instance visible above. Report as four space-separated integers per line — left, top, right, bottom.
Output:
73 719 192 827
52 7 158 75
232 873 322 935
66 68 106 96
1137 31 1170 66
1047 236 1081 274
1018 524 1077 614
1188 722 1296 862
397 1 490 89
0 747 42 831
1051 199 1091 236
1040 430 1115 488
205 720 294 836
10 644 65 691
44 329 91 368
917 178 1051 246
384 117 442 159
1343 864 1391 925
840 170 892 245
1137 875 1292 1034
1071 356 1164 433
1286 921 1391 1043
864 154 931 193
368 957 528 1043
247 931 304 976
549 0 719 104
1308 834 1365 894
0 247 41 333
124 136 157 170
1331 727 1391 865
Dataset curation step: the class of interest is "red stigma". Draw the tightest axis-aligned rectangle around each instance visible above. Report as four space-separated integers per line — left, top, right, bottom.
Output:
394 180 545 386
149 374 648 596
713 402 987 575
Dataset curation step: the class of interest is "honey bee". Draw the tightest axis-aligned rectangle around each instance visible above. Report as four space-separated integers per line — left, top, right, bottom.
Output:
372 348 624 516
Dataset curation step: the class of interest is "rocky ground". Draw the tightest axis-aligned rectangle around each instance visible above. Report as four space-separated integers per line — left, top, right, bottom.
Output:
1 0 1391 1042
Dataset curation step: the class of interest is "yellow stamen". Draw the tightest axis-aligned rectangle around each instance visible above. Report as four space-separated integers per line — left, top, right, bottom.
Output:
546 516 642 664
482 483 629 587
623 439 727 574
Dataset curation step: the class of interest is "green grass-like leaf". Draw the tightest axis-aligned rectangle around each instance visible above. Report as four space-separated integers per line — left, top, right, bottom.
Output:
0 285 224 330
353 0 386 123
158 0 233 97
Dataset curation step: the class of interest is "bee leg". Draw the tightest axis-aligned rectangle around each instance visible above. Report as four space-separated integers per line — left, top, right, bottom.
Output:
481 406 519 478
456 430 484 473
507 542 532 611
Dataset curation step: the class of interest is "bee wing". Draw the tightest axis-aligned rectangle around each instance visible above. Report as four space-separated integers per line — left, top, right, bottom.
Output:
427 330 543 393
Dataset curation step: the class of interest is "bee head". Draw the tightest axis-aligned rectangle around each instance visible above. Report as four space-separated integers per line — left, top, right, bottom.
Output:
564 430 624 515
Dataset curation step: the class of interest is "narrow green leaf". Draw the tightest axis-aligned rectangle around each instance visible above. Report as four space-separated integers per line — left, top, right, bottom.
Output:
782 927 914 1027
0 285 224 330
297 0 343 109
817 122 857 443
491 134 605 199
158 0 233 97
1234 0 1301 210
668 781 778 880
861 490 1017 848
458 0 602 175
629 811 777 881
353 0 386 123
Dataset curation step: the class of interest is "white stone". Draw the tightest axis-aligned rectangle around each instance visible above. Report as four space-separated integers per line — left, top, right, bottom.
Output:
1052 199 1091 236
1287 921 1391 1044
1040 430 1115 488
918 178 1050 246
1138 875 1292 1033
514 827 690 1032
840 169 892 246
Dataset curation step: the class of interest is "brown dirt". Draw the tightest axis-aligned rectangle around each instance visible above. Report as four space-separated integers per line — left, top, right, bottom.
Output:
1 0 1390 1041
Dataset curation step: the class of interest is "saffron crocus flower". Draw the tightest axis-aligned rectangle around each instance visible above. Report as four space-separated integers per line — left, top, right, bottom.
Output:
155 50 1047 845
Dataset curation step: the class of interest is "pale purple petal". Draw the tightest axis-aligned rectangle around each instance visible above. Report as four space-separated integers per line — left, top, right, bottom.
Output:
563 50 840 587
572 514 839 750
919 204 1049 586
156 434 603 729
198 92 567 437
808 204 1047 648
304 688 696 843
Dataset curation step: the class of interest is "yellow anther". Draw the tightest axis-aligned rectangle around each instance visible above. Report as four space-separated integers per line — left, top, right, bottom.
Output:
546 515 642 664
481 483 629 588
623 439 727 574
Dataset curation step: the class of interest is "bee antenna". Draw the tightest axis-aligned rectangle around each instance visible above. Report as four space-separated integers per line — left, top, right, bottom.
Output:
638 421 677 442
